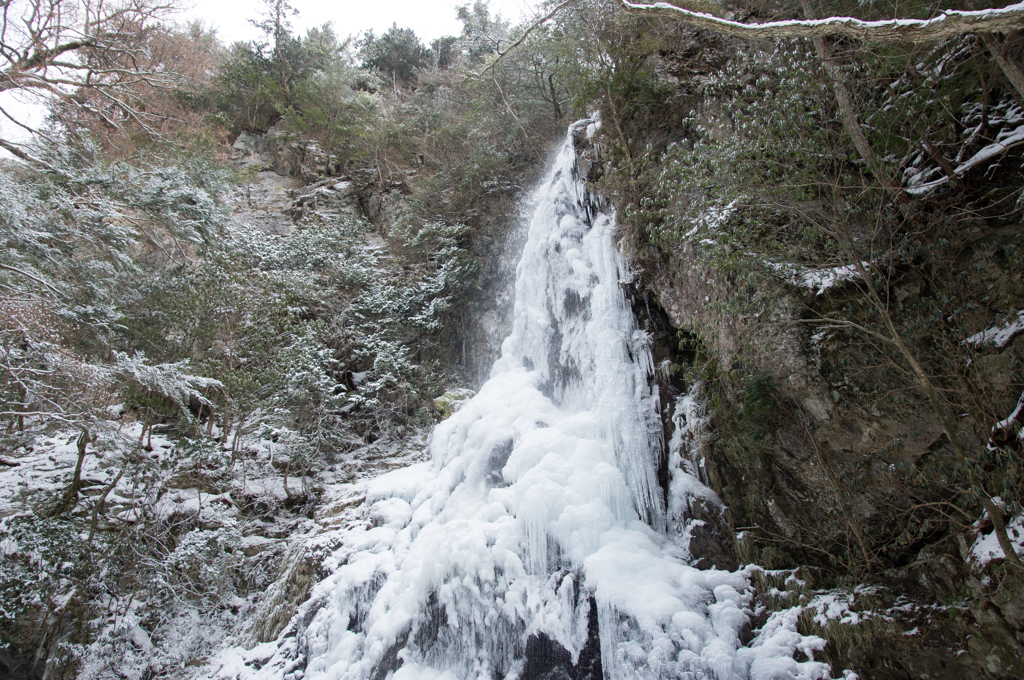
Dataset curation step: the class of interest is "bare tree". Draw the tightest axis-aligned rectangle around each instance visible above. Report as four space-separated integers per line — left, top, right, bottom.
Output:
0 0 177 161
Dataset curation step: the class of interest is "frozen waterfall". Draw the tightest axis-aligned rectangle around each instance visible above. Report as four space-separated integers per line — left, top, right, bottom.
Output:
216 121 834 680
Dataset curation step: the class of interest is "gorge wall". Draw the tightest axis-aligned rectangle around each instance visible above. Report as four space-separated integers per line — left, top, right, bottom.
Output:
593 23 1024 680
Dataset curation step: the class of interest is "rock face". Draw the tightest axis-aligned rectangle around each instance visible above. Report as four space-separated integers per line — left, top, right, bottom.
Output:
229 170 303 235
585 25 1024 680
232 128 331 182
230 128 365 235
230 127 411 235
631 209 1024 678
227 125 525 386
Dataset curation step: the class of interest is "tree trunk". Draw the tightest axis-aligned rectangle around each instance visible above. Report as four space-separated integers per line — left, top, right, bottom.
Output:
51 428 90 517
916 125 962 183
221 410 231 445
952 1 1024 101
981 496 1024 569
17 383 25 431
982 32 1024 102
138 412 150 447
799 0 887 184
548 73 563 121
282 460 291 501
88 465 125 542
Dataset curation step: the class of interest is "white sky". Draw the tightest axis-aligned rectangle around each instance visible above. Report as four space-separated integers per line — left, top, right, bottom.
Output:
182 0 536 45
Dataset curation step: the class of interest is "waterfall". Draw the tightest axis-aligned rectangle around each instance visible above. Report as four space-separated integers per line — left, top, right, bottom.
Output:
217 122 833 680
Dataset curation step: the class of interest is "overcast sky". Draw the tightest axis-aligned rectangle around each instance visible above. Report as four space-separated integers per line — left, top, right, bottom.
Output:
182 0 536 45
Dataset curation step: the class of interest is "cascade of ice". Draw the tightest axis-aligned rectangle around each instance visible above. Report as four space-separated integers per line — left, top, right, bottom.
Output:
218 122 834 680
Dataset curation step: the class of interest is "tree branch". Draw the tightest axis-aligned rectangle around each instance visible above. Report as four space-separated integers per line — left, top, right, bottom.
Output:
621 1 1024 43
0 139 61 173
468 0 580 80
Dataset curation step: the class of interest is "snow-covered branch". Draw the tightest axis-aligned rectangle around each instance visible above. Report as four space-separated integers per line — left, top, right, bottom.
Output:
111 352 223 415
990 391 1024 447
621 1 1024 43
964 310 1024 349
907 123 1024 194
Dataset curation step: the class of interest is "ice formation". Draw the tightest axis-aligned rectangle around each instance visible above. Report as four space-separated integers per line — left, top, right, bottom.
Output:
216 121 833 680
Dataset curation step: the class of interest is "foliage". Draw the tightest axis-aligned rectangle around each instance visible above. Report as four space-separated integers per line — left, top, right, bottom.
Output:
0 515 94 630
549 0 680 153
0 142 230 443
212 41 290 133
456 0 509 64
212 16 345 134
286 62 381 163
162 522 243 602
359 25 430 86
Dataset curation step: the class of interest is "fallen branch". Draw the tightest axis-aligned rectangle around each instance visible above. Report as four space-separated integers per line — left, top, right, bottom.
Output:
621 1 1024 43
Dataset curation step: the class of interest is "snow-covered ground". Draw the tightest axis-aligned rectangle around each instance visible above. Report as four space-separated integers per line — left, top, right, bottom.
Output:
0 395 431 680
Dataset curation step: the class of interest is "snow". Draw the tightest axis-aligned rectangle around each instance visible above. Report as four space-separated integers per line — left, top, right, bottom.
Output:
211 122 833 680
0 420 416 678
907 122 1024 195
392 664 459 680
0 426 176 520
965 310 1024 349
807 591 864 626
365 463 436 502
970 514 1024 566
799 264 864 295
737 607 828 680
664 386 726 559
369 498 414 528
768 260 867 295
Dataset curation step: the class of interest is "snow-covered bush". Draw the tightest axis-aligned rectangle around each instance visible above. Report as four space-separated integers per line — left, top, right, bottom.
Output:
163 523 244 603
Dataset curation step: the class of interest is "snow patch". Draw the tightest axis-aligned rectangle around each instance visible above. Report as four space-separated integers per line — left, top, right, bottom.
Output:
908 122 1024 195
965 310 1024 349
970 514 1024 567
769 261 867 295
